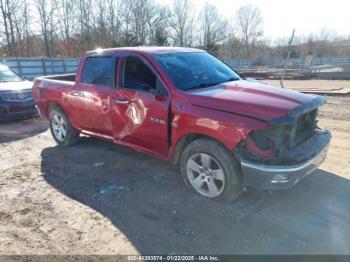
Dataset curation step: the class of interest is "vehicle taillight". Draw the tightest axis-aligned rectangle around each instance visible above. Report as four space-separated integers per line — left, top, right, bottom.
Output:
33 82 41 98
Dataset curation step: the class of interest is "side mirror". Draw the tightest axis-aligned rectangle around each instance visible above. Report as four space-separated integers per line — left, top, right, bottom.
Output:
155 78 168 97
150 87 167 97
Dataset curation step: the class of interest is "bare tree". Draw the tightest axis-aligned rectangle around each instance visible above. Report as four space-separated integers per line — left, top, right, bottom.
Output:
106 0 124 47
0 0 19 55
235 4 263 58
93 0 109 47
57 0 78 56
78 0 92 34
0 0 296 58
35 0 57 57
77 0 93 50
146 3 171 45
12 0 25 56
170 0 195 46
0 0 34 56
200 2 228 51
20 0 32 56
126 0 150 45
121 0 170 46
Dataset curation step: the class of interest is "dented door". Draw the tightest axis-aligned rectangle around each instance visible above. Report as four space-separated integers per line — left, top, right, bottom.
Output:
110 88 169 156
109 56 170 156
73 83 115 137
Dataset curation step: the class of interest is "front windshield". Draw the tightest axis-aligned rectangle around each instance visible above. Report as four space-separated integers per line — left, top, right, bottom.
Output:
154 52 240 91
0 66 23 82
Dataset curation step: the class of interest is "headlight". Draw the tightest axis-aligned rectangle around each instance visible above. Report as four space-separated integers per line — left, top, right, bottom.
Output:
243 126 292 159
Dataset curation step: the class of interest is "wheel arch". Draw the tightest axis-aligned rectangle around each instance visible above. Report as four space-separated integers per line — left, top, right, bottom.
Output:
42 100 64 119
171 132 242 165
47 101 79 131
47 101 61 113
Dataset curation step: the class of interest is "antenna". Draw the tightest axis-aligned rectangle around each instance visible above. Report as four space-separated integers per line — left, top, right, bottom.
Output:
280 29 296 88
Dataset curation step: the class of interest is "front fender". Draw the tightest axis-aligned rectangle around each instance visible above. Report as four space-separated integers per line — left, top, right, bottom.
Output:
169 104 269 161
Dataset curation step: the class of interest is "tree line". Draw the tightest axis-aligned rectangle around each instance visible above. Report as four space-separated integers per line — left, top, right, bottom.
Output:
0 0 266 57
0 0 348 59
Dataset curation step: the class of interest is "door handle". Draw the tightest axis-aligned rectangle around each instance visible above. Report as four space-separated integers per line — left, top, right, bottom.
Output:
115 99 130 105
70 91 85 97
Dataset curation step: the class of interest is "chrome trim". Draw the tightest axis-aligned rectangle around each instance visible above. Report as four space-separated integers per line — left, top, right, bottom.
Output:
81 129 114 141
0 90 33 102
35 105 42 118
241 144 329 185
115 99 130 105
70 91 85 97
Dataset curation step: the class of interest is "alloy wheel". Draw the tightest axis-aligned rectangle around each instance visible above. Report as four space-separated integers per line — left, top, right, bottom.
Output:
51 113 67 142
186 153 225 198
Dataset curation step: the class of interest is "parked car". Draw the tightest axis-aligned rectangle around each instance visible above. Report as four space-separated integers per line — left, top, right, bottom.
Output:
32 47 331 201
0 64 37 121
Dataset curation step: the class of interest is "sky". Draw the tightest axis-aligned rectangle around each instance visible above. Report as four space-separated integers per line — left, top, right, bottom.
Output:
158 0 350 41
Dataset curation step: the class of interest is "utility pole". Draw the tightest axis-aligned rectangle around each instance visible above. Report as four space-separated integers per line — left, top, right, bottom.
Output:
280 29 295 88
338 49 343 72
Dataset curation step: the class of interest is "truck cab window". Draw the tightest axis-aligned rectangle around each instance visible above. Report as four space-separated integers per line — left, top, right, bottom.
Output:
123 57 156 92
82 57 115 87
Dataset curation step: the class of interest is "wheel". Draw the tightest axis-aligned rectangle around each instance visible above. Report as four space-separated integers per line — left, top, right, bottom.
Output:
180 138 243 201
49 107 79 147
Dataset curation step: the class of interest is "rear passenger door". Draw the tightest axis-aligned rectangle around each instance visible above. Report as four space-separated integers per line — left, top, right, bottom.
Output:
69 56 117 137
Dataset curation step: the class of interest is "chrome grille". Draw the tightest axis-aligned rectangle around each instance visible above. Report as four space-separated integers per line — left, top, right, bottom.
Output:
8 105 36 113
291 109 317 146
0 90 32 101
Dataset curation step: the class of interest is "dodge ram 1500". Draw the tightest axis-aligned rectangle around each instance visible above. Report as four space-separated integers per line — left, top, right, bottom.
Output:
33 47 331 201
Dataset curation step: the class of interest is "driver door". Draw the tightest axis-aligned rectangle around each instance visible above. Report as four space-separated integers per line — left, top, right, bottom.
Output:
110 55 170 156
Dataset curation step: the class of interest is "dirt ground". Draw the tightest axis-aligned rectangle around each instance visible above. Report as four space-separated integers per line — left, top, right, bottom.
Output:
265 79 350 94
0 84 349 255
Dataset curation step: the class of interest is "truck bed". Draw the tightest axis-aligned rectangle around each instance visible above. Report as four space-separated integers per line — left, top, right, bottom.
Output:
32 74 77 117
38 73 76 83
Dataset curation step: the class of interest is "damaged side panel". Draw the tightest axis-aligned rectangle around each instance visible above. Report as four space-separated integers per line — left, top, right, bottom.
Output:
169 101 270 161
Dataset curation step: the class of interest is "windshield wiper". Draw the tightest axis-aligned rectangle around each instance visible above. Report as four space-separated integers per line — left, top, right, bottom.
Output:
186 82 221 91
223 77 240 82
186 77 240 91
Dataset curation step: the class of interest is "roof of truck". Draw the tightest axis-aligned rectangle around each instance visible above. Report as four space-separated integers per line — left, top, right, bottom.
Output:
86 46 205 55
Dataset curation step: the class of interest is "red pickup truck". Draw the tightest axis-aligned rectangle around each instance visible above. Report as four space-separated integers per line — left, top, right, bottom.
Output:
33 47 331 201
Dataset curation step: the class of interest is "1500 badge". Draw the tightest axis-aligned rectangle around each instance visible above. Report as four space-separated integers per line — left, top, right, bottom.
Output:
150 117 166 125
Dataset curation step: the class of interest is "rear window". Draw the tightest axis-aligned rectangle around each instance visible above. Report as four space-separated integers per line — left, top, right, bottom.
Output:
82 57 115 87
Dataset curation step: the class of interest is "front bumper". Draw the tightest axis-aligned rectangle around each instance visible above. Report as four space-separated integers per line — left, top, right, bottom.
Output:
240 131 331 190
0 100 38 122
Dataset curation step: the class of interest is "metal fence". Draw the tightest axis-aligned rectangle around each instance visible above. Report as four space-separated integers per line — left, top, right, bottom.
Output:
220 55 350 79
0 57 79 80
1 56 350 80
223 56 350 71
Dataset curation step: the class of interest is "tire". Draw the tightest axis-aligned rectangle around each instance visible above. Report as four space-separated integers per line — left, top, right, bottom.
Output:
49 107 79 147
180 138 243 201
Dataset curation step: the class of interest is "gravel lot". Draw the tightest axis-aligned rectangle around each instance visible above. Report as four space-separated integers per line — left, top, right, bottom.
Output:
0 89 349 255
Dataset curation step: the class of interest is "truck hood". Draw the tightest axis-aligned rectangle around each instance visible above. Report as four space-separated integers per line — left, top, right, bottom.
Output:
0 80 33 92
187 80 319 122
